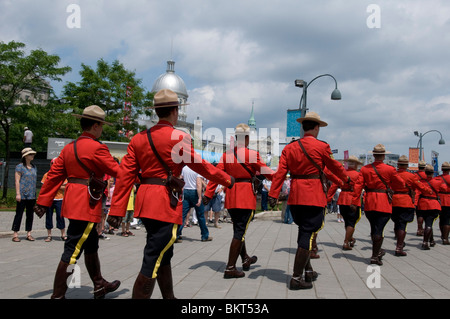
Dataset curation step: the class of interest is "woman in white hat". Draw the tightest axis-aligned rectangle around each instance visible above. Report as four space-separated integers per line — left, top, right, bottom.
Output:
12 147 37 242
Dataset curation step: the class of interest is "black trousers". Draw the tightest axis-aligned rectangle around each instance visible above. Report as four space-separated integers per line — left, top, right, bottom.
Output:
12 199 35 232
416 210 440 228
339 205 361 228
140 218 178 279
228 209 254 241
290 205 325 250
391 207 415 231
365 211 391 237
61 219 99 264
440 206 450 226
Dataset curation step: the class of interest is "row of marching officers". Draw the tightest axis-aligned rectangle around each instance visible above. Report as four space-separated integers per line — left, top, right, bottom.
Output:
268 111 450 290
325 147 450 265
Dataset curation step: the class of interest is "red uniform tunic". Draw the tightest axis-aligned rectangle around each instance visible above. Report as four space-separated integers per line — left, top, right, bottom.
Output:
392 169 432 208
36 132 119 223
327 168 360 206
416 176 445 211
204 145 273 210
438 173 450 207
269 134 348 207
414 170 427 204
351 161 405 214
108 121 233 224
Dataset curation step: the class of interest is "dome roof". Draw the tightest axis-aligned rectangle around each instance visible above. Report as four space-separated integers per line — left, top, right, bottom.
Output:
151 60 188 98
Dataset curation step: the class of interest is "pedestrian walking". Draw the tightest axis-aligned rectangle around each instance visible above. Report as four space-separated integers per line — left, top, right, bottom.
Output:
34 105 120 299
327 155 363 250
204 123 274 279
268 111 350 290
12 147 37 242
177 165 212 242
391 155 432 256
351 144 405 265
107 89 234 299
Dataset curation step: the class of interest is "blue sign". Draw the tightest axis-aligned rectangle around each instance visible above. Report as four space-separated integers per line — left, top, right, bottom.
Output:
286 109 301 139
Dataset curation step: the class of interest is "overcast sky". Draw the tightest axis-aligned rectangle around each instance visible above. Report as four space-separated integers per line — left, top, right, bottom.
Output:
2 0 450 163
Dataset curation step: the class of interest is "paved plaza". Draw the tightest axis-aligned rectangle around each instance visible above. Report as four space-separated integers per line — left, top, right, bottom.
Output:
1 209 449 301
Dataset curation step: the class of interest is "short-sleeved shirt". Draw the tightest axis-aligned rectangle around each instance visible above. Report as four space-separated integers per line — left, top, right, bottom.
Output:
16 163 37 199
262 179 272 192
182 166 199 190
24 130 33 143
41 172 66 200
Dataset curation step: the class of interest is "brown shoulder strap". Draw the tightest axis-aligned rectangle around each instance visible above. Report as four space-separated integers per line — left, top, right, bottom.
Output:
146 129 172 177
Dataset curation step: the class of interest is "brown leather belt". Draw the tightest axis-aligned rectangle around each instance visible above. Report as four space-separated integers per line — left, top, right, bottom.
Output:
235 178 252 183
290 174 320 179
140 177 168 185
420 195 438 200
394 191 410 194
68 178 89 185
365 188 387 193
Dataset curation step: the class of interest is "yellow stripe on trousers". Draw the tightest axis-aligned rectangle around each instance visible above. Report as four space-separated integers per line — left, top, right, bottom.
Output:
308 209 326 251
241 210 254 242
152 224 178 279
69 222 94 265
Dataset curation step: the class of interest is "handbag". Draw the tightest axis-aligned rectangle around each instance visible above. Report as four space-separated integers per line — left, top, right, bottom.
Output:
74 139 107 208
297 140 328 194
233 147 261 195
147 129 185 208
371 163 394 204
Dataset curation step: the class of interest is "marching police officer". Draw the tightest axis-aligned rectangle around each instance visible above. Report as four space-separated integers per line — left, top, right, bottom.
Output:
35 105 120 299
107 89 234 299
203 123 273 279
438 162 450 245
416 164 445 250
327 155 363 251
392 155 432 256
351 144 405 265
268 111 350 290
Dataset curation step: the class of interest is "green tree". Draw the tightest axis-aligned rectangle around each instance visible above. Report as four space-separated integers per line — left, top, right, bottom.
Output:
0 41 71 198
61 59 153 142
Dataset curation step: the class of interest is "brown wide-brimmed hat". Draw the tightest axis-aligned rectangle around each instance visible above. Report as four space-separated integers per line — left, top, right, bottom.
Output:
442 162 450 170
296 111 328 127
344 155 363 165
153 89 189 108
425 164 435 173
21 147 36 158
397 155 409 165
72 105 112 125
235 123 251 135
418 160 426 168
370 144 391 155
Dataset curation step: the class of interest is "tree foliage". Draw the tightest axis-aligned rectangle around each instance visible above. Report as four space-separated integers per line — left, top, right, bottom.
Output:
61 59 153 142
0 40 71 197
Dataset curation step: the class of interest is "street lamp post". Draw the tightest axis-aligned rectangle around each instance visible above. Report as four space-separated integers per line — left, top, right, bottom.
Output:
414 130 445 161
295 74 341 137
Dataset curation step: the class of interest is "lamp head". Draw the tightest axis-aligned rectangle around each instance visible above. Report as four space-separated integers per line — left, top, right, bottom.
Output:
414 131 419 137
439 138 445 145
295 79 306 88
331 88 341 100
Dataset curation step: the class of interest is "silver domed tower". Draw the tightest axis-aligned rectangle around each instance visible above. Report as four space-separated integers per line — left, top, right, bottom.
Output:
151 60 188 122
